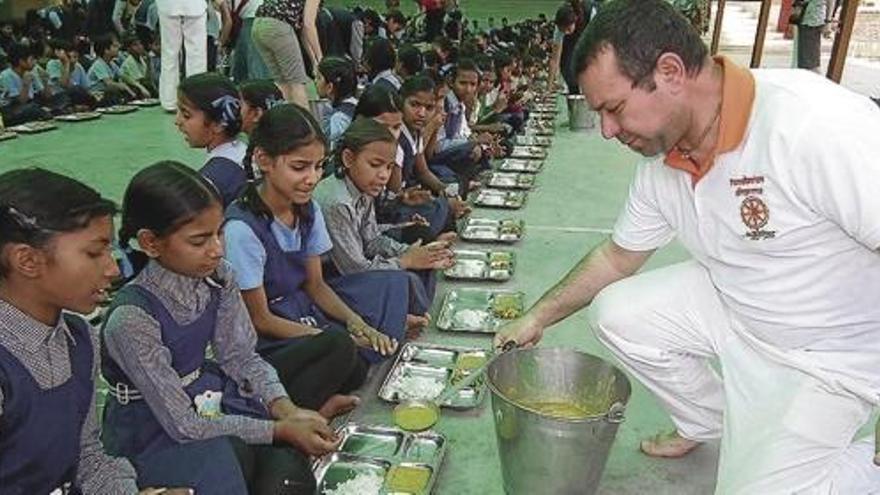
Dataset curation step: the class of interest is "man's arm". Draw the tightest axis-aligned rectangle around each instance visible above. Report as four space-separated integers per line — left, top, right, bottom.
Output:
495 238 653 347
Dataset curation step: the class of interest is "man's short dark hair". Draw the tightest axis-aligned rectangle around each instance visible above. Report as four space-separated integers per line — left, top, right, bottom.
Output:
572 0 708 90
386 10 406 26
555 5 576 28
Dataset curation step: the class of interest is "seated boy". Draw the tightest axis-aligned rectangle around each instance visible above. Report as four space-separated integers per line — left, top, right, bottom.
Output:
87 35 137 106
46 39 98 111
0 43 52 125
119 32 156 98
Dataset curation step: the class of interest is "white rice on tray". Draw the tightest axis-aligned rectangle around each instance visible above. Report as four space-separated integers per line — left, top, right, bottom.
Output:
391 373 446 401
452 309 490 330
323 471 384 495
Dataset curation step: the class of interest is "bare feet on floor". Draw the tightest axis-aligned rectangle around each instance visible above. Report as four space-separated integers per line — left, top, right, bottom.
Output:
639 430 701 458
318 394 360 419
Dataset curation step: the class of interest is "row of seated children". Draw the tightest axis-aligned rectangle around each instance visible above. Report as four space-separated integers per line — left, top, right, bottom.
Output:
0 22 556 491
0 32 157 126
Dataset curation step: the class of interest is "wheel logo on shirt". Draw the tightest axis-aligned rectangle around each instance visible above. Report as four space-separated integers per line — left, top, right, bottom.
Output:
740 196 769 231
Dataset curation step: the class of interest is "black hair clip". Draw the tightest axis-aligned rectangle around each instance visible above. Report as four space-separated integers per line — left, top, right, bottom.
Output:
0 203 41 232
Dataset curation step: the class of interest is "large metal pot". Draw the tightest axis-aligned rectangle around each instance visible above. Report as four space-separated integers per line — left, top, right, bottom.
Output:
567 94 597 131
488 348 631 495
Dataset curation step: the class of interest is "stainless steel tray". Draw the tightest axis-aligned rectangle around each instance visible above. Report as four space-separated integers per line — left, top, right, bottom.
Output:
97 104 138 115
8 121 57 134
459 217 524 243
485 172 535 190
510 146 547 160
55 111 101 122
514 135 552 147
497 158 543 173
378 342 490 408
444 249 514 281
472 189 527 209
436 288 525 334
314 423 447 494
130 98 160 107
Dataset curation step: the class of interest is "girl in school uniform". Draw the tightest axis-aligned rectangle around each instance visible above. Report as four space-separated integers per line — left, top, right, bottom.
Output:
224 103 407 365
176 72 247 208
0 168 216 494
315 117 456 327
239 79 284 136
356 83 459 245
316 56 359 149
104 162 342 495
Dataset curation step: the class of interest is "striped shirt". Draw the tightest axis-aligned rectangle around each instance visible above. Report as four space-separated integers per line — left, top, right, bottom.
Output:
314 175 409 274
102 260 287 445
0 300 139 494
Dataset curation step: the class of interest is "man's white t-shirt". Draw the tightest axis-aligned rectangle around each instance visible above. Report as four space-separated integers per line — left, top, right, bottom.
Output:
612 69 880 399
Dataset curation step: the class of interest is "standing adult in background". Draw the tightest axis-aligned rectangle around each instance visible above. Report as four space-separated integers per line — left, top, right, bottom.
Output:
156 0 207 112
252 0 322 109
794 0 837 72
548 4 577 92
419 0 445 43
228 0 271 82
558 0 592 94
316 6 364 66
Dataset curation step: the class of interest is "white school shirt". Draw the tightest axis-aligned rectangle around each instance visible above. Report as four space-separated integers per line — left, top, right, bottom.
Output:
612 68 880 402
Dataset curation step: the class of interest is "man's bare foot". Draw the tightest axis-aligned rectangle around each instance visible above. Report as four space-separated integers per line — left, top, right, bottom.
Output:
639 431 701 458
318 394 360 419
406 314 430 339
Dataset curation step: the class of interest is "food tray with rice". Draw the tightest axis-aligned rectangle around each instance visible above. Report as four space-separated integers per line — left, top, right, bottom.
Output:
314 423 447 494
435 288 525 334
130 98 160 107
458 217 524 243
484 172 536 190
525 120 555 136
497 158 543 173
54 111 102 122
378 342 491 408
514 135 552 147
97 104 139 115
444 249 515 282
510 146 547 160
532 102 558 113
472 189 527 209
0 131 19 141
8 121 57 134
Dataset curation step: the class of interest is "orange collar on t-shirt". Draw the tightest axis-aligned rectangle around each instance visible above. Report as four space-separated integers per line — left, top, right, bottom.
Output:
664 56 756 183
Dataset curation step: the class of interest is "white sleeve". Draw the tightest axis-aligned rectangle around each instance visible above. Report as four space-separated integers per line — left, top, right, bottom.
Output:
612 163 676 251
789 99 880 250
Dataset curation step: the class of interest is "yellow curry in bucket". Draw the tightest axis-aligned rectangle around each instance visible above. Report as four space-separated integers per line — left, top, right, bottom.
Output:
393 402 439 431
513 397 610 420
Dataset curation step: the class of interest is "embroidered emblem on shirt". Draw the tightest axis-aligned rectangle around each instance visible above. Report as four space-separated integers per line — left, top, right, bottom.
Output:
730 175 777 240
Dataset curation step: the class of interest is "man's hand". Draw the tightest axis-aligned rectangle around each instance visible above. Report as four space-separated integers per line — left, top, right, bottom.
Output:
493 314 545 349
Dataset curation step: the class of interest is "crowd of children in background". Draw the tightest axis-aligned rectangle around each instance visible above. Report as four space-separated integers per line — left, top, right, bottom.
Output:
0 2 570 493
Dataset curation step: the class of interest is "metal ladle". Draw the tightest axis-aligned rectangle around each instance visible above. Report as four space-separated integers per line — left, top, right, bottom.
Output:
393 341 518 432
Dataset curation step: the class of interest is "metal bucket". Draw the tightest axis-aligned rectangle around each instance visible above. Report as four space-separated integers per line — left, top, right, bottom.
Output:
567 94 597 131
487 348 631 495
308 98 332 123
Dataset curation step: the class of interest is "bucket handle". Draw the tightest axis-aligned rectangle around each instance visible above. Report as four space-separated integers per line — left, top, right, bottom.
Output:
605 402 626 424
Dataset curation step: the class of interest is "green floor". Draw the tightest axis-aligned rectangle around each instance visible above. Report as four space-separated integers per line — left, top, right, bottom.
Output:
0 101 723 494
